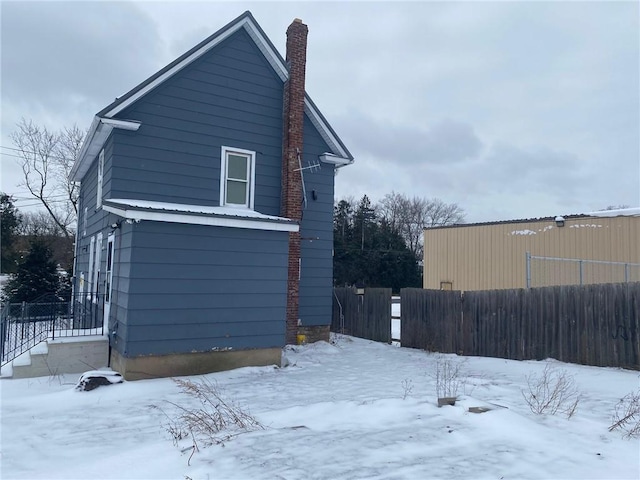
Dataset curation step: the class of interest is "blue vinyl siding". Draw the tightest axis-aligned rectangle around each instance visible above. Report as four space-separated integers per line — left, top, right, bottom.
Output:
74 134 132 335
74 23 345 359
111 28 284 215
298 114 335 327
111 221 289 357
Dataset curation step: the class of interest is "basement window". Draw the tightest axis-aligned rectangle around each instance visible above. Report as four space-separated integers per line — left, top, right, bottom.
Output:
220 146 255 209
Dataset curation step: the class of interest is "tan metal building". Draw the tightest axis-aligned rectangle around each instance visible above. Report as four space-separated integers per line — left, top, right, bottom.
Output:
423 209 640 291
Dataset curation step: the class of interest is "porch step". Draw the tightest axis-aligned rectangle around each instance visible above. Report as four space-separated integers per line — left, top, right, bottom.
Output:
8 336 109 379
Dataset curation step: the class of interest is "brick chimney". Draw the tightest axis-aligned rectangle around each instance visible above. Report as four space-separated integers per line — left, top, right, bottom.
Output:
282 18 308 345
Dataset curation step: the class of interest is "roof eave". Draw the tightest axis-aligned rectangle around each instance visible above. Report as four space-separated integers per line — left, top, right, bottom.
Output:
91 11 352 162
102 200 299 232
319 153 353 167
69 117 141 182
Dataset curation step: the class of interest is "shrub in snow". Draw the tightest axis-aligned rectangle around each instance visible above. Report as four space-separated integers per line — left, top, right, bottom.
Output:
521 365 580 418
432 356 467 404
165 378 264 447
401 378 413 400
609 390 640 439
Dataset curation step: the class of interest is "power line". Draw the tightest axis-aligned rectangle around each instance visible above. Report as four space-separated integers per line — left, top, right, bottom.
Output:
0 145 77 163
12 194 73 201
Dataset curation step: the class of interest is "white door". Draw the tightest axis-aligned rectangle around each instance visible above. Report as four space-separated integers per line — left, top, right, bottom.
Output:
103 233 115 331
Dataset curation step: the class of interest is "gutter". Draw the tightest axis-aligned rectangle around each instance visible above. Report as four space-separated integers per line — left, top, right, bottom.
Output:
69 116 141 182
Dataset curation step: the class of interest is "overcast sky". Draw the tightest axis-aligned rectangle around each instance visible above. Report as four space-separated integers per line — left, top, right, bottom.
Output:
1 1 638 223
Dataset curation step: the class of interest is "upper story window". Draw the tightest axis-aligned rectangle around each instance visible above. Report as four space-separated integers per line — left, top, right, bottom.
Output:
96 149 104 208
220 146 255 209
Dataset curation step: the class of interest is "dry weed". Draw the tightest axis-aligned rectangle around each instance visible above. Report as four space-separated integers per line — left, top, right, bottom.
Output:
609 390 640 438
522 364 581 418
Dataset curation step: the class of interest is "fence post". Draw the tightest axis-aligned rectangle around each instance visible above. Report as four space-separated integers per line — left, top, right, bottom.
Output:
579 260 583 285
625 263 629 283
525 252 531 288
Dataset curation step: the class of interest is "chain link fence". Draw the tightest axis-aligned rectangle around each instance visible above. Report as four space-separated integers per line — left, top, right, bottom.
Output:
526 253 640 288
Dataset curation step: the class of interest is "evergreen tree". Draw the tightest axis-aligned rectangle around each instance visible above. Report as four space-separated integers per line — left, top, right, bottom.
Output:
333 195 421 292
2 239 60 303
1 193 22 273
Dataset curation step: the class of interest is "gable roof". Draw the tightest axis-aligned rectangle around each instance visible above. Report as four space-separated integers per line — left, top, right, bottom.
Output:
70 11 353 182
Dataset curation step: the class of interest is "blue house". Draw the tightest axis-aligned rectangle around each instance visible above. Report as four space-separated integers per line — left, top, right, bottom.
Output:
69 12 353 380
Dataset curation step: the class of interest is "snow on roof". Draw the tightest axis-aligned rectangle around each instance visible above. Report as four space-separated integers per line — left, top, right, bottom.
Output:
105 198 291 221
586 207 640 218
426 207 640 230
103 198 299 232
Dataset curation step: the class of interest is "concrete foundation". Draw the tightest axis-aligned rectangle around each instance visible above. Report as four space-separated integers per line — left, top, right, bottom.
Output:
297 325 330 344
110 347 283 380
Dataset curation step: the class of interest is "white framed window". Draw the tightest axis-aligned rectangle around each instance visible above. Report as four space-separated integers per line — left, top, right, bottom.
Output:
83 207 88 237
97 149 104 208
220 146 255 208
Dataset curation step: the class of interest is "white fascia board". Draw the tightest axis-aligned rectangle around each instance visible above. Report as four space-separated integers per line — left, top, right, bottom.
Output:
243 21 287 81
69 116 100 181
319 153 352 166
304 99 350 160
102 17 281 118
97 15 350 165
100 117 142 130
103 204 299 232
70 117 141 182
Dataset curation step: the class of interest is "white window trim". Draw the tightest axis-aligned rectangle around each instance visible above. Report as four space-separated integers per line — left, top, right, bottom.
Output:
105 233 115 305
83 207 88 237
79 272 85 298
97 149 104 208
87 236 95 300
93 232 103 303
219 146 256 209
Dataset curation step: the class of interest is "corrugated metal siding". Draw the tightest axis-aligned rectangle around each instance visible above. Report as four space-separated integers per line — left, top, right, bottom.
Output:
423 216 640 291
111 28 284 214
298 115 335 327
115 221 289 357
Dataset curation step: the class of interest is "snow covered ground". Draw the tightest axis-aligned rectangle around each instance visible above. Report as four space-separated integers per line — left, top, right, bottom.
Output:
2 335 639 479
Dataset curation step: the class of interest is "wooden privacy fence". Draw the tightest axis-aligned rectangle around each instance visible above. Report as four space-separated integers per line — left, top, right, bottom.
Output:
332 288 391 343
401 282 640 369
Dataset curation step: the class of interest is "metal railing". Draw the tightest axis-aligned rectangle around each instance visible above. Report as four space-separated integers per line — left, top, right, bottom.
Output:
525 252 640 288
1 293 104 366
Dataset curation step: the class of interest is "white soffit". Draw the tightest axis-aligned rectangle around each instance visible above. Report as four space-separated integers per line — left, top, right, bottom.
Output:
70 117 141 182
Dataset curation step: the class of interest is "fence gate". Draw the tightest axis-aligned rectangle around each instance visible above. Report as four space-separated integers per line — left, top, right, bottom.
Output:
332 287 391 343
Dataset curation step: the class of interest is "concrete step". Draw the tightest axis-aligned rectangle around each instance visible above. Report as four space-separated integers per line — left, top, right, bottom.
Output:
8 336 109 379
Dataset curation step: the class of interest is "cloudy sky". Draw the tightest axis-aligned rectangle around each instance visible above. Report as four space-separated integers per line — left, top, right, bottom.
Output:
1 1 638 223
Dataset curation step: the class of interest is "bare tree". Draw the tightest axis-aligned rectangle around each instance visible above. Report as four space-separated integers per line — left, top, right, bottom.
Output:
10 119 84 239
14 211 75 271
18 210 65 237
378 192 465 259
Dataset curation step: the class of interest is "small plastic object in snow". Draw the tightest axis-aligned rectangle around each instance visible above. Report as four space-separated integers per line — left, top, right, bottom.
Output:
76 370 123 391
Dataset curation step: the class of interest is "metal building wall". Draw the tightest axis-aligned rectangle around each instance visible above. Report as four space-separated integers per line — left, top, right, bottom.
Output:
423 215 640 291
